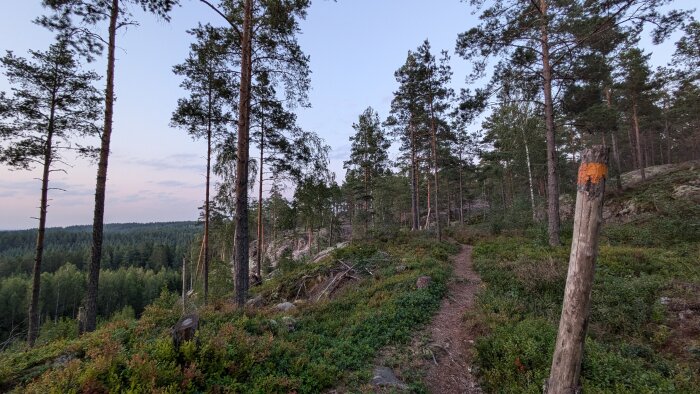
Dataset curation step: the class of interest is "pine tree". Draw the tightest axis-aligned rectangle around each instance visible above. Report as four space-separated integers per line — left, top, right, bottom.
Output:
387 51 426 231
456 0 689 245
40 0 179 333
199 0 312 305
387 41 453 236
616 48 655 181
415 41 453 240
344 107 390 235
0 41 102 346
171 23 234 303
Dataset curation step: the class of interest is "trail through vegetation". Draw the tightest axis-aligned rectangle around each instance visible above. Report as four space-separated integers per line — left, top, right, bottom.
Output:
424 244 482 393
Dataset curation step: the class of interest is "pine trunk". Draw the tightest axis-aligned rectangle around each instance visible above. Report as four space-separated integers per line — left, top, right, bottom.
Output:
256 118 264 279
85 0 118 333
425 174 431 229
539 0 560 246
627 124 637 170
446 179 451 226
632 103 645 181
458 163 464 224
204 82 212 303
364 166 369 236
605 87 623 190
410 123 419 230
234 0 253 306
429 100 441 241
27 93 57 346
665 100 671 165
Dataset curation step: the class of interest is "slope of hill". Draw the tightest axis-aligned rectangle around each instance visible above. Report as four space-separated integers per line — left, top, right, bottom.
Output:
0 233 454 392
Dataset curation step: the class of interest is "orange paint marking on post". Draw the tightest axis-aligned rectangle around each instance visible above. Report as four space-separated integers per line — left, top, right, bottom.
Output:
577 162 607 185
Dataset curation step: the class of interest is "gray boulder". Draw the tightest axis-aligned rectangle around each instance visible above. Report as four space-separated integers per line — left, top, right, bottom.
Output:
372 366 408 390
275 301 296 312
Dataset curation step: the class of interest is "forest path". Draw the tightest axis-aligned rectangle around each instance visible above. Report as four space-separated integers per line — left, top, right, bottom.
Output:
423 244 482 393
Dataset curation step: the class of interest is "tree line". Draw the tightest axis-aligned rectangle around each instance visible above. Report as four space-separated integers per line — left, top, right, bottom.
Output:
0 222 199 276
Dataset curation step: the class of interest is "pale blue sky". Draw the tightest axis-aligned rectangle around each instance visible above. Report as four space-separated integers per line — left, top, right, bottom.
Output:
0 0 695 230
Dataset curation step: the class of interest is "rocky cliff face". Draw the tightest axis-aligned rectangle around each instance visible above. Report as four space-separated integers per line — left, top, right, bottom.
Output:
252 225 353 270
557 161 700 224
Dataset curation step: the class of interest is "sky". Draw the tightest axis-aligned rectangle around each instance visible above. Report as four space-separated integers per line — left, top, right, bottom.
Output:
0 0 696 230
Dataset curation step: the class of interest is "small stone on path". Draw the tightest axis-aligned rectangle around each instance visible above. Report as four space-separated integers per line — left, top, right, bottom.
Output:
372 366 408 390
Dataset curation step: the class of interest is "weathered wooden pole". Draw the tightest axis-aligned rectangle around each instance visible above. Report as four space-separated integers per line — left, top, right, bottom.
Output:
546 146 609 394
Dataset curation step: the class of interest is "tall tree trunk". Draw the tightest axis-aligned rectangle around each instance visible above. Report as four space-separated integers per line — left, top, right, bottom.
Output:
181 257 186 314
307 223 312 250
610 132 623 189
364 166 369 236
539 0 560 246
328 206 333 247
446 179 452 226
458 160 464 224
425 173 431 229
665 99 671 165
632 103 645 181
85 0 118 333
234 0 253 306
27 95 57 346
647 128 655 166
523 131 537 222
204 82 212 303
256 117 264 279
627 124 637 170
429 100 441 241
410 123 419 230
605 87 623 190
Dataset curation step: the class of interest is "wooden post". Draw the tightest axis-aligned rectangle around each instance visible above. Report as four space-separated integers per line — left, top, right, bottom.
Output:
546 146 608 394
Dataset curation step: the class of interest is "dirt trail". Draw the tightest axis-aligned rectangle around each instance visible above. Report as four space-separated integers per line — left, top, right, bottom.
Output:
423 244 482 393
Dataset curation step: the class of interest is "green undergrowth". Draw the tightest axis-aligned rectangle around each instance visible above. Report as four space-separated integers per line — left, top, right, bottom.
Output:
0 232 455 393
603 166 700 247
471 232 699 393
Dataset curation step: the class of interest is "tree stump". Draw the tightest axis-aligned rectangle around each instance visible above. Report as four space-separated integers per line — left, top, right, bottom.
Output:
77 306 86 335
172 313 199 349
546 146 608 394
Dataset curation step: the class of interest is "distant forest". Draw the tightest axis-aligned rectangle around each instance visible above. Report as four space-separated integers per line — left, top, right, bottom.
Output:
0 222 199 341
